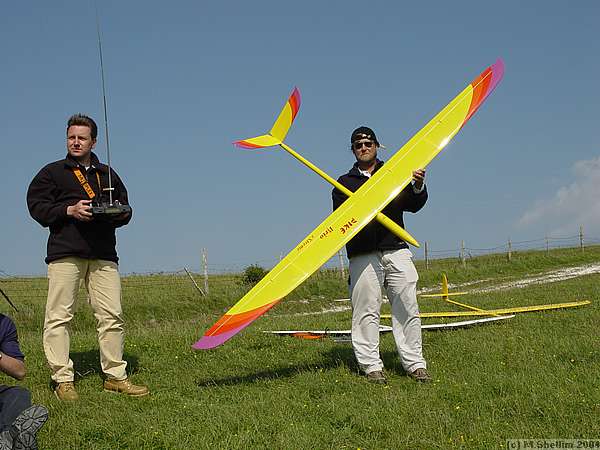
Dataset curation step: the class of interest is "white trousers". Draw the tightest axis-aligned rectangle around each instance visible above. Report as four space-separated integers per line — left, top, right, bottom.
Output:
45 257 127 383
349 249 426 374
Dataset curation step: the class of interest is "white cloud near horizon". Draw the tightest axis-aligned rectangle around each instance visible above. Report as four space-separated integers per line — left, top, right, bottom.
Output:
518 155 600 237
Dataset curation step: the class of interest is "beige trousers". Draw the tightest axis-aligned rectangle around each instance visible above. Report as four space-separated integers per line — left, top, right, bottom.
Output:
349 249 426 374
45 257 127 383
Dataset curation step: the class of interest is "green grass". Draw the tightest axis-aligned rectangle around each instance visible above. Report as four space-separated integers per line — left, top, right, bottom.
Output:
2 246 600 449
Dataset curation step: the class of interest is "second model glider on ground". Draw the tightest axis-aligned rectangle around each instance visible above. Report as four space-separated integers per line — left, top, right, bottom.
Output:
384 273 591 319
267 316 515 342
193 59 505 350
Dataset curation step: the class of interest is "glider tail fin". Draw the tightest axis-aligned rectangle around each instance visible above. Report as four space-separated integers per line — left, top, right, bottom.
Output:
234 87 301 149
233 134 282 149
269 87 301 142
441 273 449 301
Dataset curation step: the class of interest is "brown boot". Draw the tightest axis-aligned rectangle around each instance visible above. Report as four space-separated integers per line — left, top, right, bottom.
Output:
54 382 79 401
103 378 149 397
366 370 387 384
408 368 432 383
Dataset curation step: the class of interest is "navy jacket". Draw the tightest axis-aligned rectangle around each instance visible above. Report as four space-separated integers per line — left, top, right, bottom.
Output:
0 314 24 361
332 159 427 259
27 152 131 264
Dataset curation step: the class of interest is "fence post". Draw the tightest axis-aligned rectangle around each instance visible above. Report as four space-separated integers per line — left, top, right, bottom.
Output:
546 235 549 256
580 225 584 253
184 267 205 297
424 241 429 270
202 248 209 295
460 240 466 268
337 250 346 279
507 238 512 262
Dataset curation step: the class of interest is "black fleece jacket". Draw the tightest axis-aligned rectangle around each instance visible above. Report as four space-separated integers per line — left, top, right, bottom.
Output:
332 159 427 259
27 152 131 264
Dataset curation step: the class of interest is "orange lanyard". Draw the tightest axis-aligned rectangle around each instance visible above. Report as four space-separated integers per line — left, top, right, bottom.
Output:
72 168 101 200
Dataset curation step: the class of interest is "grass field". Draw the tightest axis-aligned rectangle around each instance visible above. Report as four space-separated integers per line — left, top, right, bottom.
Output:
2 246 600 449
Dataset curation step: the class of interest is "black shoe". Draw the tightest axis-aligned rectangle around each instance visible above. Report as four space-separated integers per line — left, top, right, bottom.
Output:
0 430 13 450
366 370 387 384
9 405 48 450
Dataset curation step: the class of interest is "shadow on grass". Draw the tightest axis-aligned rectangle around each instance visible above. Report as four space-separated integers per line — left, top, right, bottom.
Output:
196 339 412 387
70 350 141 381
380 350 408 375
196 345 391 387
327 345 408 375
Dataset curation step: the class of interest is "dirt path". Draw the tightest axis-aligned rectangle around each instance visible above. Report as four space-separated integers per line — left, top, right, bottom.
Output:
451 263 600 294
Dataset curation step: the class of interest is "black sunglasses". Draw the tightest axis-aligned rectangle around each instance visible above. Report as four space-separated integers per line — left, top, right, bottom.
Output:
352 141 375 150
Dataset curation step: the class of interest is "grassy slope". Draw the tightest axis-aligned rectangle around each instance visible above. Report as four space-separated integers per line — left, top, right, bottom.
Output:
3 246 600 449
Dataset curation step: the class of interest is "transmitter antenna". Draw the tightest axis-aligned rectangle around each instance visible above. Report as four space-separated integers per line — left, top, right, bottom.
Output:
90 3 131 216
95 4 114 205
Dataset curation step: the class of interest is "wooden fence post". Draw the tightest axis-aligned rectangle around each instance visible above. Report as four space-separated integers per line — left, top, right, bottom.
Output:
424 241 429 270
338 250 346 279
460 240 466 268
202 248 209 295
184 267 205 297
580 225 584 253
507 238 512 262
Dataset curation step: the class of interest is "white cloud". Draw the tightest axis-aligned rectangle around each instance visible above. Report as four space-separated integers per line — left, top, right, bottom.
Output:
518 155 600 237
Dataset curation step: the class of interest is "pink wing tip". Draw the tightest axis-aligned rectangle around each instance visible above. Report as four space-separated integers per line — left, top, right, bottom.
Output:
488 58 505 93
462 58 504 126
192 322 253 350
289 87 301 120
192 334 229 350
233 139 263 150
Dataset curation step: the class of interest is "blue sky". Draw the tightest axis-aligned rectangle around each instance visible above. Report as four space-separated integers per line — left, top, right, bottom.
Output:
1 1 599 275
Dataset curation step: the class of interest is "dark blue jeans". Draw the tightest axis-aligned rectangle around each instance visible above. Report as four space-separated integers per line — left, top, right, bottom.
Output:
0 386 31 431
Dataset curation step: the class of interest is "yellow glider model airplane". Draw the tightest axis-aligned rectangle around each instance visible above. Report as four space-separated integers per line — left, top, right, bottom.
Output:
383 272 591 319
194 59 504 350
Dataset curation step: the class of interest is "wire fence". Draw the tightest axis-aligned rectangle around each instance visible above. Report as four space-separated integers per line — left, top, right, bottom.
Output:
1 229 598 283
0 234 597 307
0 267 347 305
199 228 595 275
420 232 595 261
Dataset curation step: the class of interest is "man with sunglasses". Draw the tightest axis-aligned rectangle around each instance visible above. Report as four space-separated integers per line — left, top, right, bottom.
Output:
332 126 431 384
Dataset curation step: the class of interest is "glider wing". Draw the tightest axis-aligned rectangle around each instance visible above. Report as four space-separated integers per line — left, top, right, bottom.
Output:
267 315 514 339
379 300 592 319
416 300 591 318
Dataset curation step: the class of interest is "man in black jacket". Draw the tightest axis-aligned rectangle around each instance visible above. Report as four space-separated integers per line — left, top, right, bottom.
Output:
27 114 148 401
332 126 431 384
